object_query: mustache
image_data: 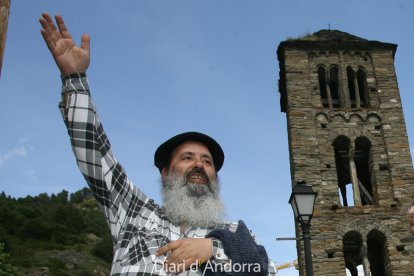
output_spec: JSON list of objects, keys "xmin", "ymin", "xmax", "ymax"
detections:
[{"xmin": 185, "ymin": 167, "xmax": 210, "ymax": 183}]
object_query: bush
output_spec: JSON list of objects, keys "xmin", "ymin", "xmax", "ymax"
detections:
[
  {"xmin": 0, "ymin": 243, "xmax": 21, "ymax": 275},
  {"xmin": 22, "ymin": 218, "xmax": 52, "ymax": 240},
  {"xmin": 92, "ymin": 233, "xmax": 113, "ymax": 263},
  {"xmin": 1, "ymin": 188, "xmax": 112, "ymax": 274},
  {"xmin": 48, "ymin": 258, "xmax": 69, "ymax": 275}
]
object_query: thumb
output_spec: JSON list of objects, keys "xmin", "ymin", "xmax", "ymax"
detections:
[{"xmin": 81, "ymin": 33, "xmax": 90, "ymax": 53}]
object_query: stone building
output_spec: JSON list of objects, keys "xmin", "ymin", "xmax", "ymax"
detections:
[{"xmin": 277, "ymin": 30, "xmax": 414, "ymax": 275}]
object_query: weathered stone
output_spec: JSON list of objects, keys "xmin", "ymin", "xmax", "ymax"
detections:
[{"xmin": 277, "ymin": 30, "xmax": 414, "ymax": 275}]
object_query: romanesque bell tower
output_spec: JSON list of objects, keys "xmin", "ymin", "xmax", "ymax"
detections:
[{"xmin": 277, "ymin": 30, "xmax": 414, "ymax": 275}]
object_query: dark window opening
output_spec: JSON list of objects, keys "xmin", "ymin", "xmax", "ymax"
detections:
[
  {"xmin": 333, "ymin": 136, "xmax": 376, "ymax": 207},
  {"xmin": 355, "ymin": 137, "xmax": 374, "ymax": 205},
  {"xmin": 343, "ymin": 231, "xmax": 364, "ymax": 276},
  {"xmin": 347, "ymin": 66, "xmax": 356, "ymax": 108},
  {"xmin": 318, "ymin": 67, "xmax": 329, "ymax": 108},
  {"xmin": 329, "ymin": 67, "xmax": 340, "ymax": 108},
  {"xmin": 357, "ymin": 69, "xmax": 368, "ymax": 107},
  {"xmin": 367, "ymin": 230, "xmax": 389, "ymax": 276},
  {"xmin": 333, "ymin": 136, "xmax": 351, "ymax": 206}
]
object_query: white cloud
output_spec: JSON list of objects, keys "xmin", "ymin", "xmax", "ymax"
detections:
[{"xmin": 0, "ymin": 146, "xmax": 28, "ymax": 167}]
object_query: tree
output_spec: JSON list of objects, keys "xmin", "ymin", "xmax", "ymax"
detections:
[
  {"xmin": 70, "ymin": 187, "xmax": 93, "ymax": 203},
  {"xmin": 55, "ymin": 190, "xmax": 69, "ymax": 204},
  {"xmin": 0, "ymin": 243, "xmax": 20, "ymax": 275}
]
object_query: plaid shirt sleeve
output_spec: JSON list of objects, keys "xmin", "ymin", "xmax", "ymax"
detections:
[{"xmin": 59, "ymin": 73, "xmax": 154, "ymax": 240}]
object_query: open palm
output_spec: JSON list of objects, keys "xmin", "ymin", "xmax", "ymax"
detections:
[{"xmin": 40, "ymin": 13, "xmax": 90, "ymax": 75}]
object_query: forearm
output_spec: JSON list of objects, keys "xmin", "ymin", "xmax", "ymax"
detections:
[
  {"xmin": 60, "ymin": 73, "xmax": 109, "ymax": 185},
  {"xmin": 59, "ymin": 73, "xmax": 151, "ymax": 237}
]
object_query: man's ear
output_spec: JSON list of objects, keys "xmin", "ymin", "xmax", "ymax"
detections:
[{"xmin": 161, "ymin": 167, "xmax": 168, "ymax": 179}]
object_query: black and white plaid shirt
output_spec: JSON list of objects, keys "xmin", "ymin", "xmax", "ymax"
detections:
[{"xmin": 59, "ymin": 73, "xmax": 277, "ymax": 276}]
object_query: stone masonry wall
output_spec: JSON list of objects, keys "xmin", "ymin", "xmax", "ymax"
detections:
[{"xmin": 279, "ymin": 41, "xmax": 414, "ymax": 275}]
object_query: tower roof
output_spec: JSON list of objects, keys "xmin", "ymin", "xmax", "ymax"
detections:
[
  {"xmin": 277, "ymin": 29, "xmax": 397, "ymax": 112},
  {"xmin": 277, "ymin": 29, "xmax": 397, "ymax": 54},
  {"xmin": 295, "ymin": 29, "xmax": 368, "ymax": 42}
]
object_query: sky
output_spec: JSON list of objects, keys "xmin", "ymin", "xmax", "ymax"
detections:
[{"xmin": 1, "ymin": 1, "xmax": 414, "ymax": 275}]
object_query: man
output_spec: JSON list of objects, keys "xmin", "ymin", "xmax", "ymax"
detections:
[
  {"xmin": 39, "ymin": 13, "xmax": 276, "ymax": 275},
  {"xmin": 409, "ymin": 202, "xmax": 414, "ymax": 235}
]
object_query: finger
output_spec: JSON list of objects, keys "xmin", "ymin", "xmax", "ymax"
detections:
[
  {"xmin": 42, "ymin": 13, "xmax": 58, "ymax": 33},
  {"xmin": 172, "ymin": 257, "xmax": 198, "ymax": 273},
  {"xmin": 40, "ymin": 29, "xmax": 56, "ymax": 51},
  {"xmin": 81, "ymin": 34, "xmax": 90, "ymax": 54},
  {"xmin": 165, "ymin": 254, "xmax": 192, "ymax": 273},
  {"xmin": 55, "ymin": 15, "xmax": 73, "ymax": 39},
  {"xmin": 39, "ymin": 16, "xmax": 53, "ymax": 34},
  {"xmin": 41, "ymin": 13, "xmax": 54, "ymax": 26},
  {"xmin": 165, "ymin": 247, "xmax": 186, "ymax": 265},
  {"xmin": 39, "ymin": 14, "xmax": 61, "ymax": 43},
  {"xmin": 156, "ymin": 240, "xmax": 181, "ymax": 256},
  {"xmin": 39, "ymin": 17, "xmax": 57, "ymax": 51},
  {"xmin": 156, "ymin": 242, "xmax": 172, "ymax": 256}
]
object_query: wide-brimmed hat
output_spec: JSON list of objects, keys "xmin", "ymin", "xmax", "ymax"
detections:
[{"xmin": 154, "ymin": 132, "xmax": 224, "ymax": 173}]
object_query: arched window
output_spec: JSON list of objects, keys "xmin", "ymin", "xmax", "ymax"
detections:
[
  {"xmin": 355, "ymin": 137, "xmax": 374, "ymax": 205},
  {"xmin": 333, "ymin": 136, "xmax": 375, "ymax": 207},
  {"xmin": 343, "ymin": 231, "xmax": 364, "ymax": 276},
  {"xmin": 333, "ymin": 136, "xmax": 351, "ymax": 206},
  {"xmin": 357, "ymin": 69, "xmax": 368, "ymax": 107},
  {"xmin": 318, "ymin": 66, "xmax": 329, "ymax": 108},
  {"xmin": 367, "ymin": 230, "xmax": 389, "ymax": 276},
  {"xmin": 347, "ymin": 66, "xmax": 356, "ymax": 108},
  {"xmin": 329, "ymin": 66, "xmax": 340, "ymax": 108}
]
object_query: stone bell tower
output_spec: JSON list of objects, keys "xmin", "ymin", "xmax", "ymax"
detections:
[{"xmin": 277, "ymin": 30, "xmax": 414, "ymax": 275}]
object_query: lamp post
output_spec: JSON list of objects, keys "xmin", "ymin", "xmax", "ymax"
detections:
[{"xmin": 289, "ymin": 180, "xmax": 317, "ymax": 276}]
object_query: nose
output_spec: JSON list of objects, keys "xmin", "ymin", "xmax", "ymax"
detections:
[{"xmin": 193, "ymin": 158, "xmax": 205, "ymax": 169}]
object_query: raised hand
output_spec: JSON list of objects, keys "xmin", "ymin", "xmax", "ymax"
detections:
[{"xmin": 39, "ymin": 13, "xmax": 90, "ymax": 75}]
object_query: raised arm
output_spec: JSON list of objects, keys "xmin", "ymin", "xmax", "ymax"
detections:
[
  {"xmin": 39, "ymin": 13, "xmax": 90, "ymax": 75},
  {"xmin": 39, "ymin": 13, "xmax": 160, "ymax": 242}
]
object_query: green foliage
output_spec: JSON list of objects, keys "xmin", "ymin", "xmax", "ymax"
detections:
[
  {"xmin": 48, "ymin": 258, "xmax": 68, "ymax": 275},
  {"xmin": 22, "ymin": 217, "xmax": 52, "ymax": 240},
  {"xmin": 51, "ymin": 190, "xmax": 69, "ymax": 204},
  {"xmin": 0, "ymin": 188, "xmax": 112, "ymax": 274},
  {"xmin": 0, "ymin": 243, "xmax": 20, "ymax": 275},
  {"xmin": 92, "ymin": 231, "xmax": 113, "ymax": 263},
  {"xmin": 70, "ymin": 187, "xmax": 94, "ymax": 204}
]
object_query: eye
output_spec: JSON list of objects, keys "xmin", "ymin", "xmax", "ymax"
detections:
[
  {"xmin": 181, "ymin": 154, "xmax": 192, "ymax": 161},
  {"xmin": 203, "ymin": 159, "xmax": 212, "ymax": 165}
]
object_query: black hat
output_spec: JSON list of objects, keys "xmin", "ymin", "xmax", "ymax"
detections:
[{"xmin": 154, "ymin": 132, "xmax": 224, "ymax": 173}]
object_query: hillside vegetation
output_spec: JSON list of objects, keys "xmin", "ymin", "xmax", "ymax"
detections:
[{"xmin": 0, "ymin": 188, "xmax": 112, "ymax": 275}]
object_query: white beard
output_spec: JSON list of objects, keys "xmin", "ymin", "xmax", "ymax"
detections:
[{"xmin": 161, "ymin": 172, "xmax": 225, "ymax": 227}]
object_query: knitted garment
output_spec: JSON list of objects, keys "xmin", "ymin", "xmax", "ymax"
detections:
[{"xmin": 205, "ymin": 220, "xmax": 269, "ymax": 276}]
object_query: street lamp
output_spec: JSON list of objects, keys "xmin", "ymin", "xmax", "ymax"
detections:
[{"xmin": 289, "ymin": 180, "xmax": 317, "ymax": 276}]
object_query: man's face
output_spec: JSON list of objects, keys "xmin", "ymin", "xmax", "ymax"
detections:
[
  {"xmin": 160, "ymin": 141, "xmax": 224, "ymax": 226},
  {"xmin": 409, "ymin": 205, "xmax": 414, "ymax": 235},
  {"xmin": 162, "ymin": 141, "xmax": 217, "ymax": 186}
]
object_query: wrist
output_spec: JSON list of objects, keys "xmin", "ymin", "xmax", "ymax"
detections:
[
  {"xmin": 61, "ymin": 72, "xmax": 87, "ymax": 80},
  {"xmin": 210, "ymin": 237, "xmax": 227, "ymax": 262}
]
